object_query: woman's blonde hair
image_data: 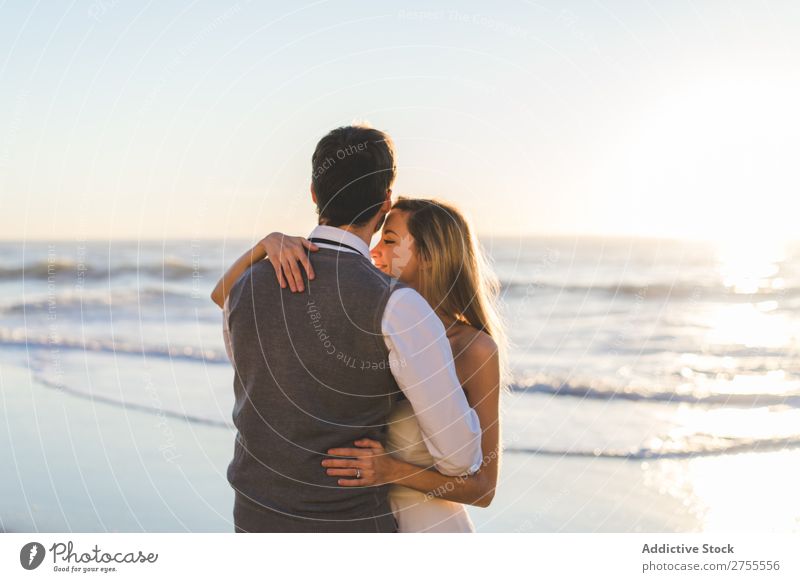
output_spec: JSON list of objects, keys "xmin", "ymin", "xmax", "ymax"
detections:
[{"xmin": 391, "ymin": 196, "xmax": 510, "ymax": 387}]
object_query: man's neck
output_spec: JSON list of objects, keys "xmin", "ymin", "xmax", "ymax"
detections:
[{"xmin": 318, "ymin": 222, "xmax": 375, "ymax": 248}]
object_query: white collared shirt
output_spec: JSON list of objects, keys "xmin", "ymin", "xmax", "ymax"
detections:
[
  {"xmin": 224, "ymin": 225, "xmax": 483, "ymax": 477},
  {"xmin": 309, "ymin": 225, "xmax": 482, "ymax": 476}
]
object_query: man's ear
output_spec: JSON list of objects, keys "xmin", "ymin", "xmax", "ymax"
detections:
[
  {"xmin": 310, "ymin": 183, "xmax": 317, "ymax": 204},
  {"xmin": 381, "ymin": 189, "xmax": 392, "ymax": 213}
]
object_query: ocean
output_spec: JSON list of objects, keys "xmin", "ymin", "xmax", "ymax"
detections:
[{"xmin": 1, "ymin": 235, "xmax": 799, "ymax": 531}]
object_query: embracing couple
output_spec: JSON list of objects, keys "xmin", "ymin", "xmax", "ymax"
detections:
[{"xmin": 211, "ymin": 125, "xmax": 506, "ymax": 532}]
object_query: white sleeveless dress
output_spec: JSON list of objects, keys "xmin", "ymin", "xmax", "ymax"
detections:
[{"xmin": 385, "ymin": 399, "xmax": 476, "ymax": 532}]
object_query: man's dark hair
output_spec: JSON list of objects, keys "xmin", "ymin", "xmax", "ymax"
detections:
[{"xmin": 311, "ymin": 125, "xmax": 396, "ymax": 227}]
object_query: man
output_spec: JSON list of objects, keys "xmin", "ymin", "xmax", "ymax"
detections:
[{"xmin": 223, "ymin": 125, "xmax": 482, "ymax": 532}]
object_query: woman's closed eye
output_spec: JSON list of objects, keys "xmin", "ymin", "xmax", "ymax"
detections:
[{"xmin": 383, "ymin": 238, "xmax": 396, "ymax": 245}]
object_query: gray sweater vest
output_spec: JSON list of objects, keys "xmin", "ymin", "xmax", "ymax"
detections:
[{"xmin": 226, "ymin": 248, "xmax": 406, "ymax": 532}]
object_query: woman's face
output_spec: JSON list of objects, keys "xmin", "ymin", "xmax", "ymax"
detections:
[{"xmin": 371, "ymin": 209, "xmax": 421, "ymax": 287}]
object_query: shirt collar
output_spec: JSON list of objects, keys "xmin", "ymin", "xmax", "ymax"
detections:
[{"xmin": 308, "ymin": 224, "xmax": 372, "ymax": 261}]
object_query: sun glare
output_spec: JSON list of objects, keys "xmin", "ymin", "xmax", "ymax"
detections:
[{"xmin": 619, "ymin": 75, "xmax": 800, "ymax": 243}]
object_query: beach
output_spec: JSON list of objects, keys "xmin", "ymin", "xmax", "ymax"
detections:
[
  {"xmin": 0, "ymin": 364, "xmax": 233, "ymax": 532},
  {"xmin": 1, "ymin": 237, "xmax": 799, "ymax": 532},
  {"xmin": 3, "ymin": 361, "xmax": 800, "ymax": 533}
]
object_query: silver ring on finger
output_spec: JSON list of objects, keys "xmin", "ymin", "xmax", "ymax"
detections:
[{"xmin": 355, "ymin": 468, "xmax": 361, "ymax": 479}]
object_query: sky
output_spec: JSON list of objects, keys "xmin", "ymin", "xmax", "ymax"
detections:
[{"xmin": 1, "ymin": 0, "xmax": 799, "ymax": 242}]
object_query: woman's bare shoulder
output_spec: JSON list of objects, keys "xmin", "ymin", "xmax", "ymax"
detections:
[
  {"xmin": 452, "ymin": 326, "xmax": 500, "ymax": 401},
  {"xmin": 453, "ymin": 325, "xmax": 498, "ymax": 366}
]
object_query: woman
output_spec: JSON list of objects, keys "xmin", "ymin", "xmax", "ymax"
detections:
[{"xmin": 212, "ymin": 197, "xmax": 507, "ymax": 532}]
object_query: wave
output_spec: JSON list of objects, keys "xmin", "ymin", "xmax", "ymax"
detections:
[
  {"xmin": 31, "ymin": 371, "xmax": 800, "ymax": 460},
  {"xmin": 0, "ymin": 259, "xmax": 209, "ymax": 281},
  {"xmin": 5, "ymin": 259, "xmax": 798, "ymax": 300},
  {"xmin": 0, "ymin": 328, "xmax": 229, "ymax": 364},
  {"xmin": 511, "ymin": 380, "xmax": 800, "ymax": 408},
  {"xmin": 500, "ymin": 280, "xmax": 799, "ymax": 300},
  {"xmin": 33, "ymin": 372, "xmax": 233, "ymax": 430},
  {"xmin": 6, "ymin": 329, "xmax": 797, "ymax": 407},
  {"xmin": 0, "ymin": 287, "xmax": 210, "ymax": 316},
  {"xmin": 505, "ymin": 434, "xmax": 800, "ymax": 459},
  {"xmin": 0, "ymin": 287, "xmax": 200, "ymax": 314}
]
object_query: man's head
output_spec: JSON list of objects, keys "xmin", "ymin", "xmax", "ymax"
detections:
[{"xmin": 311, "ymin": 125, "xmax": 396, "ymax": 231}]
